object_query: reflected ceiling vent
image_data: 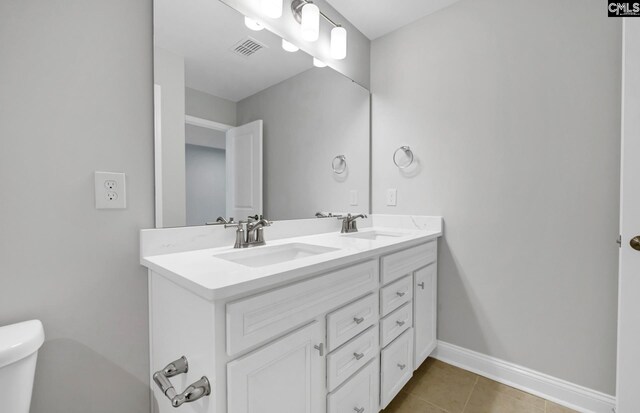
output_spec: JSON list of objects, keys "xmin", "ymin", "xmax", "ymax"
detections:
[{"xmin": 231, "ymin": 37, "xmax": 267, "ymax": 57}]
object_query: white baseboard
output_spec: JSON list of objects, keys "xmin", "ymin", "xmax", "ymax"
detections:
[{"xmin": 432, "ymin": 341, "xmax": 616, "ymax": 413}]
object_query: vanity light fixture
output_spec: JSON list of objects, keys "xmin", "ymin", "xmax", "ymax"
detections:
[
  {"xmin": 291, "ymin": 0, "xmax": 347, "ymax": 59},
  {"xmin": 300, "ymin": 2, "xmax": 320, "ymax": 41},
  {"xmin": 244, "ymin": 17, "xmax": 264, "ymax": 31},
  {"xmin": 313, "ymin": 57, "xmax": 327, "ymax": 68},
  {"xmin": 261, "ymin": 0, "xmax": 283, "ymax": 18},
  {"xmin": 330, "ymin": 26, "xmax": 347, "ymax": 60},
  {"xmin": 281, "ymin": 39, "xmax": 299, "ymax": 52}
]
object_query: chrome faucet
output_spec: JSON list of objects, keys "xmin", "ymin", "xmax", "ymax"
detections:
[
  {"xmin": 225, "ymin": 215, "xmax": 273, "ymax": 248},
  {"xmin": 339, "ymin": 213, "xmax": 367, "ymax": 233}
]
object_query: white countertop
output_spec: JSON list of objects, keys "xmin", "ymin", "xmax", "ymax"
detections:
[{"xmin": 141, "ymin": 222, "xmax": 442, "ymax": 300}]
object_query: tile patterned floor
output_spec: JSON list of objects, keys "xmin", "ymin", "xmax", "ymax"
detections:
[{"xmin": 382, "ymin": 358, "xmax": 579, "ymax": 413}]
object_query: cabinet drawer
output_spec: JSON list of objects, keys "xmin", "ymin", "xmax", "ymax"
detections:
[
  {"xmin": 381, "ymin": 241, "xmax": 437, "ymax": 285},
  {"xmin": 380, "ymin": 302, "xmax": 413, "ymax": 348},
  {"xmin": 380, "ymin": 275, "xmax": 413, "ymax": 317},
  {"xmin": 327, "ymin": 325, "xmax": 379, "ymax": 392},
  {"xmin": 327, "ymin": 293, "xmax": 378, "ymax": 352},
  {"xmin": 227, "ymin": 260, "xmax": 379, "ymax": 355},
  {"xmin": 327, "ymin": 359, "xmax": 379, "ymax": 413},
  {"xmin": 380, "ymin": 328, "xmax": 414, "ymax": 409}
]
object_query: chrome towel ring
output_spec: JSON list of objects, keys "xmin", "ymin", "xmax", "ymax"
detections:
[
  {"xmin": 332, "ymin": 155, "xmax": 347, "ymax": 174},
  {"xmin": 393, "ymin": 146, "xmax": 414, "ymax": 169}
]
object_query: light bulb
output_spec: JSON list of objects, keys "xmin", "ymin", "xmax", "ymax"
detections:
[
  {"xmin": 260, "ymin": 0, "xmax": 283, "ymax": 18},
  {"xmin": 301, "ymin": 3, "xmax": 320, "ymax": 42},
  {"xmin": 282, "ymin": 39, "xmax": 299, "ymax": 52},
  {"xmin": 331, "ymin": 26, "xmax": 347, "ymax": 60},
  {"xmin": 244, "ymin": 17, "xmax": 264, "ymax": 31},
  {"xmin": 313, "ymin": 58, "xmax": 327, "ymax": 68}
]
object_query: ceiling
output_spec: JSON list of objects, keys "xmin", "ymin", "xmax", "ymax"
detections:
[
  {"xmin": 154, "ymin": 0, "xmax": 313, "ymax": 102},
  {"xmin": 325, "ymin": 0, "xmax": 462, "ymax": 40}
]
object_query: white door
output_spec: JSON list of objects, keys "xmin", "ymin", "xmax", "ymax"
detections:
[
  {"xmin": 226, "ymin": 120, "xmax": 263, "ymax": 221},
  {"xmin": 227, "ymin": 321, "xmax": 325, "ymax": 413},
  {"xmin": 413, "ymin": 264, "xmax": 437, "ymax": 369},
  {"xmin": 617, "ymin": 19, "xmax": 640, "ymax": 413}
]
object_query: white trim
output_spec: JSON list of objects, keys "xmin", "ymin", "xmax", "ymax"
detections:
[
  {"xmin": 432, "ymin": 341, "xmax": 616, "ymax": 413},
  {"xmin": 185, "ymin": 115, "xmax": 233, "ymax": 132},
  {"xmin": 153, "ymin": 84, "xmax": 163, "ymax": 229}
]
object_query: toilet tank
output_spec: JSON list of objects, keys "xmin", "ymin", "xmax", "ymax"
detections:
[{"xmin": 0, "ymin": 320, "xmax": 45, "ymax": 413}]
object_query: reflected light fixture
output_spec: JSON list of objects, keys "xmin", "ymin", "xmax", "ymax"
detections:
[
  {"xmin": 282, "ymin": 39, "xmax": 299, "ymax": 52},
  {"xmin": 261, "ymin": 0, "xmax": 283, "ymax": 18},
  {"xmin": 313, "ymin": 57, "xmax": 327, "ymax": 68},
  {"xmin": 330, "ymin": 26, "xmax": 347, "ymax": 60},
  {"xmin": 244, "ymin": 17, "xmax": 264, "ymax": 31},
  {"xmin": 301, "ymin": 3, "xmax": 320, "ymax": 41}
]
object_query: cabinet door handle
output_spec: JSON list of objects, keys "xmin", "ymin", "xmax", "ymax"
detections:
[
  {"xmin": 353, "ymin": 316, "xmax": 365, "ymax": 324},
  {"xmin": 354, "ymin": 408, "xmax": 365, "ymax": 413},
  {"xmin": 314, "ymin": 343, "xmax": 324, "ymax": 357},
  {"xmin": 396, "ymin": 291, "xmax": 406, "ymax": 297},
  {"xmin": 417, "ymin": 282, "xmax": 425, "ymax": 289},
  {"xmin": 397, "ymin": 363, "xmax": 406, "ymax": 370},
  {"xmin": 396, "ymin": 320, "xmax": 406, "ymax": 327},
  {"xmin": 353, "ymin": 352, "xmax": 365, "ymax": 360}
]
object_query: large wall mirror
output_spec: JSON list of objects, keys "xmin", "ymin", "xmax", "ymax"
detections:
[{"xmin": 153, "ymin": 0, "xmax": 371, "ymax": 228}]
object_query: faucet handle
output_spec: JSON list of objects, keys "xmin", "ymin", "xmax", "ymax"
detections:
[{"xmin": 224, "ymin": 220, "xmax": 245, "ymax": 229}]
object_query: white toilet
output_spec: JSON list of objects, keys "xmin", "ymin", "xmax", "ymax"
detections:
[{"xmin": 0, "ymin": 320, "xmax": 45, "ymax": 413}]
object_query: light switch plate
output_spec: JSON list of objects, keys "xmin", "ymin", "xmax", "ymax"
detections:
[
  {"xmin": 349, "ymin": 190, "xmax": 358, "ymax": 206},
  {"xmin": 386, "ymin": 188, "xmax": 397, "ymax": 206},
  {"xmin": 95, "ymin": 171, "xmax": 126, "ymax": 209}
]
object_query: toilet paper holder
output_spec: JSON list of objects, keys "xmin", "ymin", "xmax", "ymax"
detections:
[{"xmin": 153, "ymin": 356, "xmax": 211, "ymax": 408}]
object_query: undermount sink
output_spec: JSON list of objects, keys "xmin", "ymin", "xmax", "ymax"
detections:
[
  {"xmin": 342, "ymin": 230, "xmax": 406, "ymax": 241},
  {"xmin": 215, "ymin": 243, "xmax": 339, "ymax": 268}
]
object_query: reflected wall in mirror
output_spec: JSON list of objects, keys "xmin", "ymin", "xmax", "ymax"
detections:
[{"xmin": 153, "ymin": 0, "xmax": 371, "ymax": 228}]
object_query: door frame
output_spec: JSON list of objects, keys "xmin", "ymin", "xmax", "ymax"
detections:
[{"xmin": 152, "ymin": 110, "xmax": 234, "ymax": 228}]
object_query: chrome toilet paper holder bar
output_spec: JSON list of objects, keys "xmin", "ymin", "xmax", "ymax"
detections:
[{"xmin": 153, "ymin": 356, "xmax": 211, "ymax": 408}]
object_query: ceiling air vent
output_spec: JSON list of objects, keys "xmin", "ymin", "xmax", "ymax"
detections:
[{"xmin": 231, "ymin": 37, "xmax": 267, "ymax": 58}]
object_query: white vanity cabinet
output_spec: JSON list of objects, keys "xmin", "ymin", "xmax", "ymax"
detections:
[{"xmin": 147, "ymin": 238, "xmax": 439, "ymax": 413}]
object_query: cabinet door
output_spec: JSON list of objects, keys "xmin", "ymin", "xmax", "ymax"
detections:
[
  {"xmin": 414, "ymin": 263, "xmax": 437, "ymax": 369},
  {"xmin": 227, "ymin": 321, "xmax": 325, "ymax": 413},
  {"xmin": 381, "ymin": 329, "xmax": 413, "ymax": 408}
]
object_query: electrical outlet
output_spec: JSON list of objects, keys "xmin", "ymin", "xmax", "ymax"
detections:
[
  {"xmin": 95, "ymin": 171, "xmax": 126, "ymax": 209},
  {"xmin": 349, "ymin": 190, "xmax": 358, "ymax": 206},
  {"xmin": 386, "ymin": 188, "xmax": 397, "ymax": 206}
]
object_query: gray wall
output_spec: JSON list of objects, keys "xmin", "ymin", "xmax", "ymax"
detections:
[
  {"xmin": 237, "ymin": 68, "xmax": 370, "ymax": 220},
  {"xmin": 185, "ymin": 144, "xmax": 226, "ymax": 226},
  {"xmin": 186, "ymin": 87, "xmax": 237, "ymax": 126},
  {"xmin": 371, "ymin": 0, "xmax": 621, "ymax": 394},
  {"xmin": 155, "ymin": 47, "xmax": 186, "ymax": 227},
  {"xmin": 0, "ymin": 1, "xmax": 153, "ymax": 413}
]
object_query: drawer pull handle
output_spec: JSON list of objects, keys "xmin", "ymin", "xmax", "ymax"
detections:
[
  {"xmin": 417, "ymin": 282, "xmax": 425, "ymax": 289},
  {"xmin": 354, "ymin": 408, "xmax": 365, "ymax": 413},
  {"xmin": 353, "ymin": 316, "xmax": 365, "ymax": 324},
  {"xmin": 353, "ymin": 352, "xmax": 365, "ymax": 360},
  {"xmin": 397, "ymin": 363, "xmax": 407, "ymax": 370},
  {"xmin": 396, "ymin": 291, "xmax": 406, "ymax": 297},
  {"xmin": 396, "ymin": 320, "xmax": 406, "ymax": 327},
  {"xmin": 314, "ymin": 343, "xmax": 324, "ymax": 357}
]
